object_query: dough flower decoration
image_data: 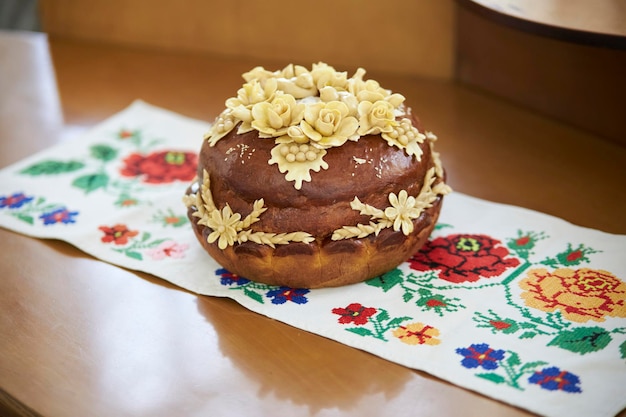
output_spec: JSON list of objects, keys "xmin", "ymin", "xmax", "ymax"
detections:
[
  {"xmin": 331, "ymin": 167, "xmax": 451, "ymax": 241},
  {"xmin": 205, "ymin": 109, "xmax": 238, "ymax": 146},
  {"xmin": 251, "ymin": 91, "xmax": 305, "ymax": 138},
  {"xmin": 385, "ymin": 190, "xmax": 422, "ymax": 235},
  {"xmin": 319, "ymin": 86, "xmax": 359, "ymax": 117},
  {"xmin": 310, "ymin": 61, "xmax": 349, "ymax": 91},
  {"xmin": 382, "ymin": 118, "xmax": 426, "ymax": 161},
  {"xmin": 300, "ymin": 101, "xmax": 359, "ymax": 148},
  {"xmin": 275, "ymin": 63, "xmax": 317, "ymax": 99},
  {"xmin": 203, "ymin": 206, "xmax": 241, "ymax": 250},
  {"xmin": 226, "ymin": 78, "xmax": 278, "ymax": 134},
  {"xmin": 227, "ymin": 79, "xmax": 278, "ymax": 111},
  {"xmin": 348, "ymin": 71, "xmax": 405, "ymax": 108},
  {"xmin": 203, "ymin": 62, "xmax": 448, "ymax": 192},
  {"xmin": 186, "ymin": 171, "xmax": 315, "ymax": 248},
  {"xmin": 242, "ymin": 66, "xmax": 279, "ymax": 84},
  {"xmin": 268, "ymin": 142, "xmax": 328, "ymax": 190},
  {"xmin": 357, "ymin": 99, "xmax": 397, "ymax": 136}
]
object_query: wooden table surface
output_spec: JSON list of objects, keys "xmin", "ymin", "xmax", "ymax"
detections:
[{"xmin": 1, "ymin": 31, "xmax": 625, "ymax": 417}]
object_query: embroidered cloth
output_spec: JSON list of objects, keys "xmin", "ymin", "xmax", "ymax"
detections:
[{"xmin": 1, "ymin": 102, "xmax": 625, "ymax": 417}]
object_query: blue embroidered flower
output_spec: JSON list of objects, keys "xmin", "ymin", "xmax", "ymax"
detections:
[
  {"xmin": 216, "ymin": 268, "xmax": 250, "ymax": 286},
  {"xmin": 456, "ymin": 343, "xmax": 505, "ymax": 370},
  {"xmin": 0, "ymin": 192, "xmax": 34, "ymax": 209},
  {"xmin": 528, "ymin": 367, "xmax": 582, "ymax": 393},
  {"xmin": 266, "ymin": 287, "xmax": 310, "ymax": 305},
  {"xmin": 39, "ymin": 208, "xmax": 79, "ymax": 225}
]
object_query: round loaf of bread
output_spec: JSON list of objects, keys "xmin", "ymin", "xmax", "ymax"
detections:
[{"xmin": 184, "ymin": 63, "xmax": 451, "ymax": 288}]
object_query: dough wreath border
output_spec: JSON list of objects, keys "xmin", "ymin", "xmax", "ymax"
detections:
[{"xmin": 183, "ymin": 167, "xmax": 451, "ymax": 250}]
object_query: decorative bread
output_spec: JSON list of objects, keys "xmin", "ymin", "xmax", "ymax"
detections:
[{"xmin": 184, "ymin": 63, "xmax": 451, "ymax": 288}]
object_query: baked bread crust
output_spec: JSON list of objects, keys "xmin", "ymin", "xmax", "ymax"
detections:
[
  {"xmin": 185, "ymin": 116, "xmax": 445, "ymax": 288},
  {"xmin": 184, "ymin": 63, "xmax": 450, "ymax": 288},
  {"xmin": 187, "ymin": 189, "xmax": 442, "ymax": 288}
]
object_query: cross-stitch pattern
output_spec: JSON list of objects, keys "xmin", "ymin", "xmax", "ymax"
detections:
[{"xmin": 1, "ymin": 102, "xmax": 624, "ymax": 417}]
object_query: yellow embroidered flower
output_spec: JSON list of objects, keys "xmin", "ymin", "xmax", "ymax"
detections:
[
  {"xmin": 384, "ymin": 190, "xmax": 421, "ymax": 235},
  {"xmin": 519, "ymin": 268, "xmax": 626, "ymax": 323},
  {"xmin": 393, "ymin": 322, "xmax": 441, "ymax": 346},
  {"xmin": 204, "ymin": 205, "xmax": 242, "ymax": 250},
  {"xmin": 268, "ymin": 142, "xmax": 328, "ymax": 190},
  {"xmin": 251, "ymin": 91, "xmax": 305, "ymax": 138},
  {"xmin": 300, "ymin": 101, "xmax": 359, "ymax": 148},
  {"xmin": 357, "ymin": 100, "xmax": 397, "ymax": 136},
  {"xmin": 382, "ymin": 118, "xmax": 426, "ymax": 160},
  {"xmin": 310, "ymin": 62, "xmax": 349, "ymax": 91}
]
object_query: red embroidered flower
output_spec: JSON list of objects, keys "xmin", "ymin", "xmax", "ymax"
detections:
[
  {"xmin": 117, "ymin": 129, "xmax": 136, "ymax": 139},
  {"xmin": 566, "ymin": 250, "xmax": 583, "ymax": 263},
  {"xmin": 99, "ymin": 224, "xmax": 139, "ymax": 245},
  {"xmin": 120, "ymin": 150, "xmax": 197, "ymax": 184},
  {"xmin": 409, "ymin": 234, "xmax": 520, "ymax": 283},
  {"xmin": 332, "ymin": 303, "xmax": 377, "ymax": 325}
]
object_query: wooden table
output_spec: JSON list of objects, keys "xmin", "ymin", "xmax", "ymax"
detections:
[{"xmin": 1, "ymin": 31, "xmax": 625, "ymax": 417}]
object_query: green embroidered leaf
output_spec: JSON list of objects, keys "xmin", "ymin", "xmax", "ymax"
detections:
[
  {"xmin": 243, "ymin": 288, "xmax": 264, "ymax": 304},
  {"xmin": 476, "ymin": 373, "xmax": 506, "ymax": 384},
  {"xmin": 20, "ymin": 160, "xmax": 85, "ymax": 176},
  {"xmin": 148, "ymin": 239, "xmax": 167, "ymax": 247},
  {"xmin": 387, "ymin": 316, "xmax": 412, "ymax": 328},
  {"xmin": 141, "ymin": 232, "xmax": 152, "ymax": 242},
  {"xmin": 90, "ymin": 144, "xmax": 118, "ymax": 161},
  {"xmin": 548, "ymin": 327, "xmax": 612, "ymax": 355},
  {"xmin": 402, "ymin": 292, "xmax": 414, "ymax": 302},
  {"xmin": 376, "ymin": 309, "xmax": 390, "ymax": 322},
  {"xmin": 539, "ymin": 257, "xmax": 560, "ymax": 268},
  {"xmin": 72, "ymin": 173, "xmax": 109, "ymax": 193},
  {"xmin": 125, "ymin": 251, "xmax": 142, "ymax": 260},
  {"xmin": 366, "ymin": 268, "xmax": 403, "ymax": 292},
  {"xmin": 519, "ymin": 361, "xmax": 548, "ymax": 373},
  {"xmin": 346, "ymin": 327, "xmax": 375, "ymax": 337},
  {"xmin": 619, "ymin": 340, "xmax": 626, "ymax": 360},
  {"xmin": 506, "ymin": 351, "xmax": 521, "ymax": 367},
  {"xmin": 15, "ymin": 213, "xmax": 34, "ymax": 224},
  {"xmin": 519, "ymin": 331, "xmax": 538, "ymax": 339}
]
